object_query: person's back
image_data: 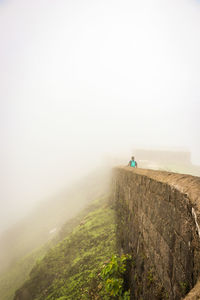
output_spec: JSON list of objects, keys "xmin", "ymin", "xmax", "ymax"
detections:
[
  {"xmin": 128, "ymin": 156, "xmax": 137, "ymax": 168},
  {"xmin": 130, "ymin": 159, "xmax": 136, "ymax": 167}
]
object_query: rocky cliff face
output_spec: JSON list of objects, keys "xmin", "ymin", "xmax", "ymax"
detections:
[{"xmin": 112, "ymin": 167, "xmax": 200, "ymax": 300}]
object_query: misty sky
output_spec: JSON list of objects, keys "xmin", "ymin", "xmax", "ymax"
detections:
[{"xmin": 0, "ymin": 0, "xmax": 200, "ymax": 233}]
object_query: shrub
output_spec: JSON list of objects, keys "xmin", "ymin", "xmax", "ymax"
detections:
[{"xmin": 101, "ymin": 254, "xmax": 131, "ymax": 299}]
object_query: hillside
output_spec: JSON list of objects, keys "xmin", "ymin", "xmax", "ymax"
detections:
[
  {"xmin": 0, "ymin": 168, "xmax": 111, "ymax": 300},
  {"xmin": 0, "ymin": 196, "xmax": 113, "ymax": 300},
  {"xmin": 13, "ymin": 196, "xmax": 119, "ymax": 300},
  {"xmin": 0, "ymin": 168, "xmax": 110, "ymax": 274}
]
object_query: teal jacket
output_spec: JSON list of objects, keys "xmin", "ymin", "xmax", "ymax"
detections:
[{"xmin": 130, "ymin": 160, "xmax": 136, "ymax": 167}]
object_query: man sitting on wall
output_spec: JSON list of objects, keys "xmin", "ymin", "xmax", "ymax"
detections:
[{"xmin": 128, "ymin": 156, "xmax": 138, "ymax": 168}]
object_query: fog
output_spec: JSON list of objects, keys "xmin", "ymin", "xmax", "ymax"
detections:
[{"xmin": 0, "ymin": 0, "xmax": 200, "ymax": 233}]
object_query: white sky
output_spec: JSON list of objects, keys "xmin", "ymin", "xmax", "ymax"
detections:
[{"xmin": 0, "ymin": 0, "xmax": 200, "ymax": 232}]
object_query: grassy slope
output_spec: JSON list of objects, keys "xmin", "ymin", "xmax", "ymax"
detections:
[
  {"xmin": 0, "ymin": 168, "xmax": 110, "ymax": 275},
  {"xmin": 13, "ymin": 197, "xmax": 116, "ymax": 300},
  {"xmin": 0, "ymin": 196, "xmax": 114, "ymax": 300}
]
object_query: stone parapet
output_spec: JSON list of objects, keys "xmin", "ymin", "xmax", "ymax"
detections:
[{"xmin": 112, "ymin": 167, "xmax": 200, "ymax": 300}]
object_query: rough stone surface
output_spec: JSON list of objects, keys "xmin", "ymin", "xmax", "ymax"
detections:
[{"xmin": 112, "ymin": 167, "xmax": 200, "ymax": 300}]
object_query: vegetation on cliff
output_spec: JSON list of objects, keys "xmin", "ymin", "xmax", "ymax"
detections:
[
  {"xmin": 14, "ymin": 196, "xmax": 127, "ymax": 299},
  {"xmin": 0, "ymin": 170, "xmax": 110, "ymax": 300},
  {"xmin": 0, "ymin": 196, "xmax": 113, "ymax": 300}
]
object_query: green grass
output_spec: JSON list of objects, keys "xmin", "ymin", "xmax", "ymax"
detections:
[{"xmin": 14, "ymin": 197, "xmax": 117, "ymax": 300}]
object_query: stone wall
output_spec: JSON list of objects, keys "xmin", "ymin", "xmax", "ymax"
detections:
[{"xmin": 112, "ymin": 167, "xmax": 200, "ymax": 300}]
